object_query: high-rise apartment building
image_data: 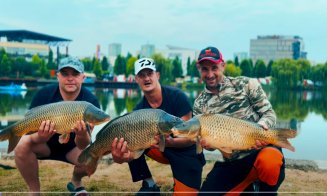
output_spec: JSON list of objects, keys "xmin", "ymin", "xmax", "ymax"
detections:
[
  {"xmin": 108, "ymin": 43, "xmax": 122, "ymax": 66},
  {"xmin": 250, "ymin": 35, "xmax": 307, "ymax": 64},
  {"xmin": 140, "ymin": 44, "xmax": 155, "ymax": 58},
  {"xmin": 108, "ymin": 43, "xmax": 122, "ymax": 57}
]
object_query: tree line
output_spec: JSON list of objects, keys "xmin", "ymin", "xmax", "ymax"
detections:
[{"xmin": 1, "ymin": 48, "xmax": 327, "ymax": 89}]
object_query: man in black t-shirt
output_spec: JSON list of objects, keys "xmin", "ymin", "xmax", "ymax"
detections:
[
  {"xmin": 111, "ymin": 58, "xmax": 206, "ymax": 195},
  {"xmin": 14, "ymin": 57, "xmax": 99, "ymax": 195}
]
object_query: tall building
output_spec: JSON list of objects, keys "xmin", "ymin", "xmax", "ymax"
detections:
[
  {"xmin": 250, "ymin": 35, "xmax": 307, "ymax": 64},
  {"xmin": 108, "ymin": 43, "xmax": 122, "ymax": 66},
  {"xmin": 96, "ymin": 44, "xmax": 101, "ymax": 60},
  {"xmin": 108, "ymin": 43, "xmax": 121, "ymax": 57},
  {"xmin": 233, "ymin": 52, "xmax": 248, "ymax": 63},
  {"xmin": 140, "ymin": 44, "xmax": 155, "ymax": 58},
  {"xmin": 161, "ymin": 45, "xmax": 198, "ymax": 76}
]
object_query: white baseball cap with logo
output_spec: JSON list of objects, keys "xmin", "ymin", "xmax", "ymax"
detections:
[{"xmin": 134, "ymin": 58, "xmax": 156, "ymax": 75}]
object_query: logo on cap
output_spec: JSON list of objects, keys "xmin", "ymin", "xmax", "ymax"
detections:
[
  {"xmin": 197, "ymin": 46, "xmax": 224, "ymax": 64},
  {"xmin": 134, "ymin": 58, "xmax": 156, "ymax": 75}
]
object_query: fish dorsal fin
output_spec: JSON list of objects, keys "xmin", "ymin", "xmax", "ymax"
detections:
[{"xmin": 131, "ymin": 150, "xmax": 145, "ymax": 160}]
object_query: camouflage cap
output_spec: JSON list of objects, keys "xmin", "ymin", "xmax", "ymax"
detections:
[{"xmin": 58, "ymin": 56, "xmax": 84, "ymax": 73}]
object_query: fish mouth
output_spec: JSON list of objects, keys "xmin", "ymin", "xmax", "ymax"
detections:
[{"xmin": 171, "ymin": 127, "xmax": 187, "ymax": 138}]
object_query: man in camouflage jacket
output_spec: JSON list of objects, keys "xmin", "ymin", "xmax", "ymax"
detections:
[{"xmin": 195, "ymin": 46, "xmax": 285, "ymax": 195}]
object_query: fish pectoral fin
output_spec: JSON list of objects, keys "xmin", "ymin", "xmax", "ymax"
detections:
[
  {"xmin": 158, "ymin": 134, "xmax": 166, "ymax": 152},
  {"xmin": 131, "ymin": 150, "xmax": 145, "ymax": 160},
  {"xmin": 218, "ymin": 147, "xmax": 233, "ymax": 154},
  {"xmin": 58, "ymin": 133, "xmax": 70, "ymax": 144}
]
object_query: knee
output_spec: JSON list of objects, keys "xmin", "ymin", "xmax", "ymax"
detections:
[
  {"xmin": 254, "ymin": 147, "xmax": 284, "ymax": 185},
  {"xmin": 14, "ymin": 136, "xmax": 32, "ymax": 157}
]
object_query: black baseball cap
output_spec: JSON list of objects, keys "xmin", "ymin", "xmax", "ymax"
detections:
[{"xmin": 197, "ymin": 46, "xmax": 224, "ymax": 64}]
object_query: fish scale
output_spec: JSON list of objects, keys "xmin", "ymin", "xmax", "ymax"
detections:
[
  {"xmin": 0, "ymin": 101, "xmax": 110, "ymax": 153},
  {"xmin": 78, "ymin": 108, "xmax": 184, "ymax": 176},
  {"xmin": 172, "ymin": 113, "xmax": 297, "ymax": 155}
]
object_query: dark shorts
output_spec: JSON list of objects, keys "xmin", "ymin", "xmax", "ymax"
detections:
[
  {"xmin": 37, "ymin": 133, "xmax": 76, "ymax": 163},
  {"xmin": 129, "ymin": 144, "xmax": 206, "ymax": 189}
]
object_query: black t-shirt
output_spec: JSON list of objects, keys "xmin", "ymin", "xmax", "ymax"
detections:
[
  {"xmin": 29, "ymin": 83, "xmax": 100, "ymax": 161},
  {"xmin": 134, "ymin": 85, "xmax": 192, "ymax": 117},
  {"xmin": 30, "ymin": 84, "xmax": 99, "ymax": 109}
]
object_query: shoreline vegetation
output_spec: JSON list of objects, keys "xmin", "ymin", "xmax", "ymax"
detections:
[{"xmin": 1, "ymin": 155, "xmax": 326, "ymax": 194}]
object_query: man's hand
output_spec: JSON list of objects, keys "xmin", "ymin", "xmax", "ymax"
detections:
[
  {"xmin": 251, "ymin": 121, "xmax": 269, "ymax": 150},
  {"xmin": 73, "ymin": 120, "xmax": 93, "ymax": 138},
  {"xmin": 200, "ymin": 138, "xmax": 215, "ymax": 151},
  {"xmin": 150, "ymin": 134, "xmax": 194, "ymax": 149},
  {"xmin": 36, "ymin": 120, "xmax": 56, "ymax": 142},
  {"xmin": 111, "ymin": 138, "xmax": 133, "ymax": 164},
  {"xmin": 73, "ymin": 120, "xmax": 93, "ymax": 149}
]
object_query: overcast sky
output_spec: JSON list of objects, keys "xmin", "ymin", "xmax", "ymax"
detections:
[{"xmin": 1, "ymin": 0, "xmax": 326, "ymax": 63}]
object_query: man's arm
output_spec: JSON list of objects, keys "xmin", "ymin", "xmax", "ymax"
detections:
[{"xmin": 247, "ymin": 78, "xmax": 277, "ymax": 128}]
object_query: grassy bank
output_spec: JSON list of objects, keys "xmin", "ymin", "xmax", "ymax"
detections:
[{"xmin": 1, "ymin": 159, "xmax": 327, "ymax": 194}]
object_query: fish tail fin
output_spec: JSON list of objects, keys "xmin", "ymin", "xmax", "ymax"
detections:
[
  {"xmin": 0, "ymin": 125, "xmax": 21, "ymax": 153},
  {"xmin": 275, "ymin": 128, "xmax": 298, "ymax": 152},
  {"xmin": 78, "ymin": 147, "xmax": 99, "ymax": 176},
  {"xmin": 8, "ymin": 135, "xmax": 21, "ymax": 153},
  {"xmin": 0, "ymin": 125, "xmax": 14, "ymax": 141}
]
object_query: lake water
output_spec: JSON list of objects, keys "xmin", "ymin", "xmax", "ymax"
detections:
[{"xmin": 1, "ymin": 87, "xmax": 327, "ymax": 167}]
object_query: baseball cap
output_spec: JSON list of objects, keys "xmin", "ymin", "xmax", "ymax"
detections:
[
  {"xmin": 134, "ymin": 58, "xmax": 156, "ymax": 75},
  {"xmin": 57, "ymin": 56, "xmax": 84, "ymax": 73},
  {"xmin": 197, "ymin": 46, "xmax": 224, "ymax": 64}
]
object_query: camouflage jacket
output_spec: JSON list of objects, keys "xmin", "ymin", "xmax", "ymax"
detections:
[{"xmin": 193, "ymin": 76, "xmax": 276, "ymax": 161}]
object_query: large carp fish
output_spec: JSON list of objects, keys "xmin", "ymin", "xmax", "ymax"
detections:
[
  {"xmin": 78, "ymin": 108, "xmax": 184, "ymax": 176},
  {"xmin": 171, "ymin": 113, "xmax": 297, "ymax": 154},
  {"xmin": 0, "ymin": 101, "xmax": 110, "ymax": 153}
]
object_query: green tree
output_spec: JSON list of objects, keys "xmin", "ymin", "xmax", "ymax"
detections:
[
  {"xmin": 81, "ymin": 58, "xmax": 93, "ymax": 72},
  {"xmin": 172, "ymin": 56, "xmax": 183, "ymax": 79},
  {"xmin": 152, "ymin": 53, "xmax": 172, "ymax": 84},
  {"xmin": 186, "ymin": 57, "xmax": 192, "ymax": 76},
  {"xmin": 47, "ymin": 49, "xmax": 56, "ymax": 70},
  {"xmin": 266, "ymin": 60, "xmax": 274, "ymax": 76},
  {"xmin": 234, "ymin": 56, "xmax": 239, "ymax": 66},
  {"xmin": 253, "ymin": 59, "xmax": 266, "ymax": 78},
  {"xmin": 0, "ymin": 48, "xmax": 6, "ymax": 63},
  {"xmin": 271, "ymin": 59, "xmax": 300, "ymax": 89},
  {"xmin": 240, "ymin": 59, "xmax": 252, "ymax": 77},
  {"xmin": 0, "ymin": 54, "xmax": 11, "ymax": 77},
  {"xmin": 126, "ymin": 57, "xmax": 137, "ymax": 76},
  {"xmin": 114, "ymin": 55, "xmax": 126, "ymax": 75},
  {"xmin": 39, "ymin": 60, "xmax": 48, "ymax": 78},
  {"xmin": 101, "ymin": 56, "xmax": 110, "ymax": 71},
  {"xmin": 190, "ymin": 60, "xmax": 199, "ymax": 77},
  {"xmin": 12, "ymin": 57, "xmax": 27, "ymax": 78},
  {"xmin": 224, "ymin": 63, "xmax": 241, "ymax": 77},
  {"xmin": 296, "ymin": 59, "xmax": 311, "ymax": 81},
  {"xmin": 93, "ymin": 59, "xmax": 103, "ymax": 79}
]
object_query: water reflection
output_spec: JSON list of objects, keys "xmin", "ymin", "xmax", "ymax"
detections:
[{"xmin": 0, "ymin": 87, "xmax": 327, "ymax": 161}]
